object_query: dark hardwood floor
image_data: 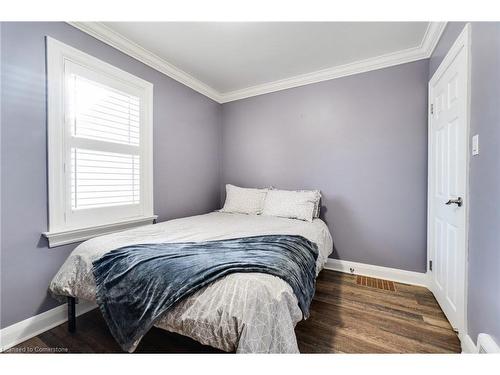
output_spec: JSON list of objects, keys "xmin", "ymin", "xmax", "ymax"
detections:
[{"xmin": 6, "ymin": 270, "xmax": 461, "ymax": 354}]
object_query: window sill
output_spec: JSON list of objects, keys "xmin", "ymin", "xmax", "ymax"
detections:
[{"xmin": 42, "ymin": 215, "xmax": 158, "ymax": 248}]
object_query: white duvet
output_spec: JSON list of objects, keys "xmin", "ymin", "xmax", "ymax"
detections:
[{"xmin": 49, "ymin": 212, "xmax": 333, "ymax": 353}]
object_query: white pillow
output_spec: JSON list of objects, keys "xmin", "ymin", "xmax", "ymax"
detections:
[
  {"xmin": 268, "ymin": 188, "xmax": 321, "ymax": 218},
  {"xmin": 302, "ymin": 189, "xmax": 321, "ymax": 218},
  {"xmin": 220, "ymin": 184, "xmax": 268, "ymax": 215},
  {"xmin": 262, "ymin": 189, "xmax": 319, "ymax": 222}
]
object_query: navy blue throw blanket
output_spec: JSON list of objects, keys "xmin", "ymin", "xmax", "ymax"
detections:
[{"xmin": 92, "ymin": 234, "xmax": 318, "ymax": 352}]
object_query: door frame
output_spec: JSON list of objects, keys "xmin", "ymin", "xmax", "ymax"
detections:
[{"xmin": 427, "ymin": 23, "xmax": 471, "ymax": 340}]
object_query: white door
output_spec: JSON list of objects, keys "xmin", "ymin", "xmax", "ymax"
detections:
[{"xmin": 428, "ymin": 25, "xmax": 470, "ymax": 333}]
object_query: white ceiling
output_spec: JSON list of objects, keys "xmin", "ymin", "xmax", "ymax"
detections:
[
  {"xmin": 102, "ymin": 22, "xmax": 429, "ymax": 94},
  {"xmin": 71, "ymin": 22, "xmax": 444, "ymax": 102}
]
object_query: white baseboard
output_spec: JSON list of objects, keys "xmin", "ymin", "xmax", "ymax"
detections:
[
  {"xmin": 324, "ymin": 258, "xmax": 429, "ymax": 287},
  {"xmin": 0, "ymin": 300, "xmax": 96, "ymax": 352},
  {"xmin": 460, "ymin": 333, "xmax": 477, "ymax": 353},
  {"xmin": 476, "ymin": 333, "xmax": 500, "ymax": 353}
]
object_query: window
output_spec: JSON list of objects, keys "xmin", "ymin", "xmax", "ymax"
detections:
[{"xmin": 44, "ymin": 37, "xmax": 155, "ymax": 247}]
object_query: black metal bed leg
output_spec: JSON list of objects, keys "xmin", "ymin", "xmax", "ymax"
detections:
[{"xmin": 67, "ymin": 296, "xmax": 76, "ymax": 333}]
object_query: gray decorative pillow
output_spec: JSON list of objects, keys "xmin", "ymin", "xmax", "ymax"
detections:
[{"xmin": 220, "ymin": 184, "xmax": 268, "ymax": 215}]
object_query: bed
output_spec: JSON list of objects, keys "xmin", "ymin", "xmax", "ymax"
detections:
[{"xmin": 49, "ymin": 211, "xmax": 333, "ymax": 353}]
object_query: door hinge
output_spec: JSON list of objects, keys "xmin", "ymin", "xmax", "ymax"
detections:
[
  {"xmin": 429, "ymin": 260, "xmax": 433, "ymax": 271},
  {"xmin": 430, "ymin": 103, "xmax": 434, "ymax": 115}
]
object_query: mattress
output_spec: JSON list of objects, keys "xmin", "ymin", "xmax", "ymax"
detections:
[{"xmin": 49, "ymin": 212, "xmax": 333, "ymax": 353}]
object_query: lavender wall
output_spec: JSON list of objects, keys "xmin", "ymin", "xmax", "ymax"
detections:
[
  {"xmin": 430, "ymin": 22, "xmax": 500, "ymax": 346},
  {"xmin": 467, "ymin": 23, "xmax": 500, "ymax": 347},
  {"xmin": 0, "ymin": 22, "xmax": 222, "ymax": 329},
  {"xmin": 221, "ymin": 60, "xmax": 429, "ymax": 272}
]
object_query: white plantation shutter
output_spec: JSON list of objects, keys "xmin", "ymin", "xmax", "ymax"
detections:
[
  {"xmin": 70, "ymin": 148, "xmax": 140, "ymax": 209},
  {"xmin": 45, "ymin": 38, "xmax": 154, "ymax": 246},
  {"xmin": 70, "ymin": 75, "xmax": 140, "ymax": 147},
  {"xmin": 69, "ymin": 75, "xmax": 141, "ymax": 210}
]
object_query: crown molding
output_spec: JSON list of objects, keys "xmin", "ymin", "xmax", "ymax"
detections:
[
  {"xmin": 420, "ymin": 21, "xmax": 447, "ymax": 57},
  {"xmin": 220, "ymin": 22, "xmax": 447, "ymax": 102},
  {"xmin": 67, "ymin": 22, "xmax": 446, "ymax": 104},
  {"xmin": 67, "ymin": 22, "xmax": 223, "ymax": 103}
]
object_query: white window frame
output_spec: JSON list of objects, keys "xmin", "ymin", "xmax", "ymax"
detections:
[{"xmin": 43, "ymin": 37, "xmax": 156, "ymax": 247}]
